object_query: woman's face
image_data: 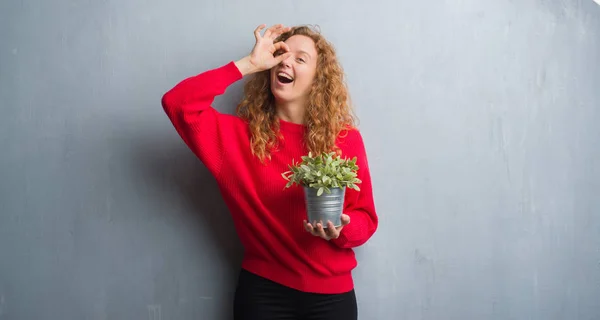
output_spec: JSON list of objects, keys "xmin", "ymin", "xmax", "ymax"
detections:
[{"xmin": 270, "ymin": 35, "xmax": 318, "ymax": 106}]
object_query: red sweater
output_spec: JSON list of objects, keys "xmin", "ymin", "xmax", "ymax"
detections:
[{"xmin": 161, "ymin": 61, "xmax": 378, "ymax": 294}]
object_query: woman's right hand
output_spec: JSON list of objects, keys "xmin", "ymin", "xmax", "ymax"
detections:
[{"xmin": 235, "ymin": 24, "xmax": 293, "ymax": 76}]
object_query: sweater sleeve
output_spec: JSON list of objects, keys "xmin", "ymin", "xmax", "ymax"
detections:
[
  {"xmin": 161, "ymin": 62, "xmax": 243, "ymax": 177},
  {"xmin": 331, "ymin": 130, "xmax": 379, "ymax": 249}
]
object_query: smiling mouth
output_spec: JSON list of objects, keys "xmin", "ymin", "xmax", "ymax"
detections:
[{"xmin": 277, "ymin": 72, "xmax": 294, "ymax": 84}]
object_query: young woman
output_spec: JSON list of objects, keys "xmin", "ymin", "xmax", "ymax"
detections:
[{"xmin": 162, "ymin": 24, "xmax": 378, "ymax": 320}]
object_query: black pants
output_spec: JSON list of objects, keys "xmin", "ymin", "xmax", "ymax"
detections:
[{"xmin": 233, "ymin": 269, "xmax": 358, "ymax": 320}]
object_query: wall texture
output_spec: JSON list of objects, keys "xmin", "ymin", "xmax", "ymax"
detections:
[{"xmin": 1, "ymin": 0, "xmax": 599, "ymax": 319}]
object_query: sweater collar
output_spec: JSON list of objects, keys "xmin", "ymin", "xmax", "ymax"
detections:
[{"xmin": 278, "ymin": 118, "xmax": 306, "ymax": 135}]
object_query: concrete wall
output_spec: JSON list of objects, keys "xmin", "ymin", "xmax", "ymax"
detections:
[{"xmin": 1, "ymin": 0, "xmax": 599, "ymax": 318}]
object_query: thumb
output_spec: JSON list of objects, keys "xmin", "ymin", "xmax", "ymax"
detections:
[
  {"xmin": 273, "ymin": 42, "xmax": 292, "ymax": 63},
  {"xmin": 341, "ymin": 214, "xmax": 351, "ymax": 226},
  {"xmin": 275, "ymin": 52, "xmax": 292, "ymax": 64},
  {"xmin": 273, "ymin": 41, "xmax": 290, "ymax": 53}
]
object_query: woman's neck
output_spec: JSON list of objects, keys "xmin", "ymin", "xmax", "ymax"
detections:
[{"xmin": 275, "ymin": 101, "xmax": 306, "ymax": 125}]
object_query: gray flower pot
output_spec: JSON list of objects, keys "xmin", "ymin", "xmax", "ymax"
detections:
[{"xmin": 303, "ymin": 186, "xmax": 346, "ymax": 228}]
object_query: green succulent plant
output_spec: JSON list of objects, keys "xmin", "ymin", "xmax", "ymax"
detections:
[{"xmin": 281, "ymin": 151, "xmax": 362, "ymax": 196}]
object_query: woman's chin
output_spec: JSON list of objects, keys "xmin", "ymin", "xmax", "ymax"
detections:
[{"xmin": 271, "ymin": 90, "xmax": 292, "ymax": 103}]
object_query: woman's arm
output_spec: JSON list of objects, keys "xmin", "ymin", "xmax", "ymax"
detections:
[
  {"xmin": 161, "ymin": 24, "xmax": 293, "ymax": 176},
  {"xmin": 331, "ymin": 130, "xmax": 379, "ymax": 248},
  {"xmin": 161, "ymin": 61, "xmax": 242, "ymax": 176}
]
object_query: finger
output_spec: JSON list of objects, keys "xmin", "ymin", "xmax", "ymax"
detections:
[
  {"xmin": 311, "ymin": 220, "xmax": 320, "ymax": 235},
  {"xmin": 275, "ymin": 52, "xmax": 293, "ymax": 64},
  {"xmin": 315, "ymin": 222, "xmax": 328, "ymax": 239},
  {"xmin": 340, "ymin": 214, "xmax": 351, "ymax": 226},
  {"xmin": 272, "ymin": 41, "xmax": 289, "ymax": 59},
  {"xmin": 263, "ymin": 24, "xmax": 283, "ymax": 39},
  {"xmin": 272, "ymin": 25, "xmax": 291, "ymax": 39},
  {"xmin": 273, "ymin": 41, "xmax": 290, "ymax": 53},
  {"xmin": 327, "ymin": 220, "xmax": 336, "ymax": 229},
  {"xmin": 304, "ymin": 220, "xmax": 314, "ymax": 233},
  {"xmin": 307, "ymin": 221, "xmax": 320, "ymax": 236},
  {"xmin": 326, "ymin": 221, "xmax": 340, "ymax": 239},
  {"xmin": 254, "ymin": 24, "xmax": 266, "ymax": 40}
]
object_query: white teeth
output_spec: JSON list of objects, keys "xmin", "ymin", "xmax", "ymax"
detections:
[{"xmin": 278, "ymin": 72, "xmax": 293, "ymax": 80}]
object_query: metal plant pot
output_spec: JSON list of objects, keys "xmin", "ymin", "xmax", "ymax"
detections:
[{"xmin": 303, "ymin": 186, "xmax": 346, "ymax": 228}]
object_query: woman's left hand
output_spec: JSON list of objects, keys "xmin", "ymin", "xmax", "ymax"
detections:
[{"xmin": 304, "ymin": 214, "xmax": 350, "ymax": 240}]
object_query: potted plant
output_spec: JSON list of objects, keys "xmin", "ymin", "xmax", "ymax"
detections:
[{"xmin": 281, "ymin": 151, "xmax": 362, "ymax": 228}]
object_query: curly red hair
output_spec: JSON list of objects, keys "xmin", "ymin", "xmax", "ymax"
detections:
[{"xmin": 236, "ymin": 25, "xmax": 356, "ymax": 162}]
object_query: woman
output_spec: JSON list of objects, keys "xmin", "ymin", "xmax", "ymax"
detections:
[{"xmin": 162, "ymin": 24, "xmax": 378, "ymax": 320}]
